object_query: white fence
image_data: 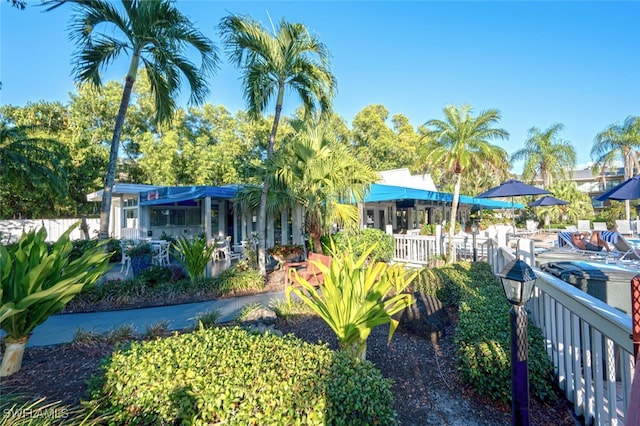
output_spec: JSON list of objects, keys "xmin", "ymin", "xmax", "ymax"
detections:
[
  {"xmin": 486, "ymin": 241, "xmax": 634, "ymax": 426},
  {"xmin": 0, "ymin": 218, "xmax": 100, "ymax": 243}
]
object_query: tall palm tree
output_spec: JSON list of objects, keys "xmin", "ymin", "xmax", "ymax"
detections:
[
  {"xmin": 510, "ymin": 123, "xmax": 576, "ymax": 189},
  {"xmin": 422, "ymin": 104, "xmax": 508, "ymax": 263},
  {"xmin": 219, "ymin": 15, "xmax": 336, "ymax": 275},
  {"xmin": 591, "ymin": 116, "xmax": 640, "ymax": 220},
  {"xmin": 269, "ymin": 119, "xmax": 378, "ymax": 253},
  {"xmin": 46, "ymin": 0, "xmax": 218, "ymax": 240}
]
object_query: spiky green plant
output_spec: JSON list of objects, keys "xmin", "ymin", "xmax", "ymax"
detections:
[
  {"xmin": 172, "ymin": 236, "xmax": 216, "ymax": 283},
  {"xmin": 286, "ymin": 242, "xmax": 416, "ymax": 360},
  {"xmin": 0, "ymin": 223, "xmax": 112, "ymax": 376}
]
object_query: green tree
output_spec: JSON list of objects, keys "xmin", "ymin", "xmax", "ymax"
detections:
[
  {"xmin": 268, "ymin": 118, "xmax": 378, "ymax": 253},
  {"xmin": 48, "ymin": 0, "xmax": 218, "ymax": 240},
  {"xmin": 0, "ymin": 118, "xmax": 69, "ymax": 218},
  {"xmin": 219, "ymin": 14, "xmax": 336, "ymax": 275},
  {"xmin": 422, "ymin": 104, "xmax": 508, "ymax": 263},
  {"xmin": 591, "ymin": 116, "xmax": 640, "ymax": 220},
  {"xmin": 511, "ymin": 123, "xmax": 576, "ymax": 189},
  {"xmin": 546, "ymin": 180, "xmax": 594, "ymax": 225}
]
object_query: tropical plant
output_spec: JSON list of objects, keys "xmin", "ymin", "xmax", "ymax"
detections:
[
  {"xmin": 286, "ymin": 242, "xmax": 416, "ymax": 360},
  {"xmin": 0, "ymin": 224, "xmax": 111, "ymax": 376},
  {"xmin": 591, "ymin": 116, "xmax": 640, "ymax": 220},
  {"xmin": 421, "ymin": 104, "xmax": 508, "ymax": 263},
  {"xmin": 510, "ymin": 123, "xmax": 577, "ymax": 189},
  {"xmin": 46, "ymin": 0, "xmax": 218, "ymax": 240},
  {"xmin": 266, "ymin": 244, "xmax": 303, "ymax": 258},
  {"xmin": 172, "ymin": 236, "xmax": 216, "ymax": 283},
  {"xmin": 0, "ymin": 120, "xmax": 69, "ymax": 218},
  {"xmin": 219, "ymin": 14, "xmax": 336, "ymax": 275},
  {"xmin": 266, "ymin": 118, "xmax": 378, "ymax": 252},
  {"xmin": 546, "ymin": 180, "xmax": 594, "ymax": 224}
]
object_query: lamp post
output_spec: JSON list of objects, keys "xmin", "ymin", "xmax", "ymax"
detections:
[
  {"xmin": 471, "ymin": 222, "xmax": 478, "ymax": 262},
  {"xmin": 496, "ymin": 249, "xmax": 537, "ymax": 426}
]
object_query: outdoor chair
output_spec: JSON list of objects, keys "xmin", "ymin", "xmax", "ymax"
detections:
[
  {"xmin": 601, "ymin": 231, "xmax": 640, "ymax": 261},
  {"xmin": 556, "ymin": 231, "xmax": 619, "ymax": 260},
  {"xmin": 593, "ymin": 222, "xmax": 608, "ymax": 231},
  {"xmin": 577, "ymin": 220, "xmax": 591, "ymax": 232},
  {"xmin": 525, "ymin": 219, "xmax": 539, "ymax": 235},
  {"xmin": 615, "ymin": 220, "xmax": 633, "ymax": 235},
  {"xmin": 119, "ymin": 240, "xmax": 133, "ymax": 277},
  {"xmin": 213, "ymin": 237, "xmax": 243, "ymax": 262}
]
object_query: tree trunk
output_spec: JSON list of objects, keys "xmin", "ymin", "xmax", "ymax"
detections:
[
  {"xmin": 0, "ymin": 336, "xmax": 29, "ymax": 377},
  {"xmin": 98, "ymin": 55, "xmax": 139, "ymax": 241},
  {"xmin": 448, "ymin": 173, "xmax": 462, "ymax": 263},
  {"xmin": 257, "ymin": 82, "xmax": 285, "ymax": 276},
  {"xmin": 346, "ymin": 340, "xmax": 367, "ymax": 361}
]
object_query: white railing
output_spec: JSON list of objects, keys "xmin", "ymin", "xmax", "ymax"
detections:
[
  {"xmin": 393, "ymin": 233, "xmax": 490, "ymax": 265},
  {"xmin": 0, "ymin": 218, "xmax": 100, "ymax": 243},
  {"xmin": 487, "ymin": 239, "xmax": 635, "ymax": 426}
]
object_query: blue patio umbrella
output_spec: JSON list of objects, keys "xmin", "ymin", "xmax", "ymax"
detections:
[
  {"xmin": 477, "ymin": 180, "xmax": 550, "ymax": 232},
  {"xmin": 597, "ymin": 175, "xmax": 640, "ymax": 201},
  {"xmin": 528, "ymin": 195, "xmax": 568, "ymax": 207}
]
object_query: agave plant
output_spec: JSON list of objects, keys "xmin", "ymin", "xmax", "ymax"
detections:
[
  {"xmin": 286, "ymin": 242, "xmax": 416, "ymax": 360},
  {"xmin": 0, "ymin": 224, "xmax": 112, "ymax": 376},
  {"xmin": 172, "ymin": 236, "xmax": 216, "ymax": 283}
]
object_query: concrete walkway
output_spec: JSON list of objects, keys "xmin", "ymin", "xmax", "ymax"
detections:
[{"xmin": 25, "ymin": 291, "xmax": 286, "ymax": 348}]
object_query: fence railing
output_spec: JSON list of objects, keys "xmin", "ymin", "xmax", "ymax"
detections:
[
  {"xmin": 486, "ymin": 240, "xmax": 634, "ymax": 426},
  {"xmin": 0, "ymin": 218, "xmax": 100, "ymax": 243},
  {"xmin": 393, "ymin": 233, "xmax": 490, "ymax": 264}
]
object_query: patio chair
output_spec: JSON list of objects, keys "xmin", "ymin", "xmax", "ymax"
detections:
[
  {"xmin": 602, "ymin": 231, "xmax": 640, "ymax": 261},
  {"xmin": 119, "ymin": 240, "xmax": 133, "ymax": 277},
  {"xmin": 616, "ymin": 220, "xmax": 633, "ymax": 236},
  {"xmin": 525, "ymin": 219, "xmax": 539, "ymax": 235},
  {"xmin": 214, "ymin": 237, "xmax": 243, "ymax": 262},
  {"xmin": 593, "ymin": 222, "xmax": 608, "ymax": 231},
  {"xmin": 565, "ymin": 225, "xmax": 578, "ymax": 232},
  {"xmin": 556, "ymin": 231, "xmax": 618, "ymax": 259},
  {"xmin": 577, "ymin": 220, "xmax": 591, "ymax": 232}
]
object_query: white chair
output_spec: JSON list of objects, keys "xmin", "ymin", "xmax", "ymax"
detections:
[
  {"xmin": 593, "ymin": 222, "xmax": 608, "ymax": 231},
  {"xmin": 577, "ymin": 220, "xmax": 591, "ymax": 232},
  {"xmin": 525, "ymin": 220, "xmax": 539, "ymax": 235},
  {"xmin": 615, "ymin": 219, "xmax": 633, "ymax": 235},
  {"xmin": 213, "ymin": 237, "xmax": 242, "ymax": 262},
  {"xmin": 119, "ymin": 240, "xmax": 133, "ymax": 277},
  {"xmin": 151, "ymin": 240, "xmax": 170, "ymax": 266}
]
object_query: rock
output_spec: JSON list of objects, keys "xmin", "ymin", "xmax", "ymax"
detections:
[{"xmin": 396, "ymin": 291, "xmax": 451, "ymax": 342}]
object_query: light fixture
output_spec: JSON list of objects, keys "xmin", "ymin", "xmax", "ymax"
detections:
[{"xmin": 496, "ymin": 247, "xmax": 537, "ymax": 426}]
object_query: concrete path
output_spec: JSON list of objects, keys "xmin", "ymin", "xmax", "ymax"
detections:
[{"xmin": 24, "ymin": 291, "xmax": 286, "ymax": 348}]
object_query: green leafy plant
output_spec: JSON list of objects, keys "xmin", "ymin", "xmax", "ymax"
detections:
[
  {"xmin": 287, "ymin": 242, "xmax": 416, "ymax": 360},
  {"xmin": 266, "ymin": 244, "xmax": 303, "ymax": 257},
  {"xmin": 0, "ymin": 224, "xmax": 111, "ymax": 376},
  {"xmin": 126, "ymin": 242, "xmax": 152, "ymax": 258},
  {"xmin": 194, "ymin": 310, "xmax": 221, "ymax": 329},
  {"xmin": 172, "ymin": 236, "xmax": 216, "ymax": 283},
  {"xmin": 322, "ymin": 229, "xmax": 394, "ymax": 262},
  {"xmin": 86, "ymin": 327, "xmax": 395, "ymax": 424}
]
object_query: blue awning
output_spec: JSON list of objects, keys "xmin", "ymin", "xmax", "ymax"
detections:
[
  {"xmin": 140, "ymin": 185, "xmax": 241, "ymax": 206},
  {"xmin": 363, "ymin": 184, "xmax": 522, "ymax": 209}
]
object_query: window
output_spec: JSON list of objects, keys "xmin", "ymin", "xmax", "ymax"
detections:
[{"xmin": 150, "ymin": 207, "xmax": 200, "ymax": 226}]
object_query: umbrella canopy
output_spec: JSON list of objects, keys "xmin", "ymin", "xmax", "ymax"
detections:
[
  {"xmin": 596, "ymin": 175, "xmax": 640, "ymax": 201},
  {"xmin": 477, "ymin": 179, "xmax": 550, "ymax": 199},
  {"xmin": 528, "ymin": 195, "xmax": 568, "ymax": 207}
]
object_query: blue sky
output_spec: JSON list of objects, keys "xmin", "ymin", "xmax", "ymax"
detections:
[{"xmin": 1, "ymin": 1, "xmax": 639, "ymax": 174}]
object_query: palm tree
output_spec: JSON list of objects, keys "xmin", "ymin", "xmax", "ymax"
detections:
[
  {"xmin": 510, "ymin": 123, "xmax": 576, "ymax": 189},
  {"xmin": 46, "ymin": 0, "xmax": 218, "ymax": 240},
  {"xmin": 269, "ymin": 119, "xmax": 378, "ymax": 253},
  {"xmin": 219, "ymin": 14, "xmax": 336, "ymax": 275},
  {"xmin": 0, "ymin": 121, "xmax": 68, "ymax": 198},
  {"xmin": 591, "ymin": 116, "xmax": 640, "ymax": 220},
  {"xmin": 422, "ymin": 104, "xmax": 508, "ymax": 263}
]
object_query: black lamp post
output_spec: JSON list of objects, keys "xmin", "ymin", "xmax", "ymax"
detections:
[
  {"xmin": 496, "ymin": 250, "xmax": 537, "ymax": 426},
  {"xmin": 471, "ymin": 222, "xmax": 478, "ymax": 261}
]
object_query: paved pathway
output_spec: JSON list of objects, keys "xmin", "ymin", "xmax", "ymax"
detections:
[{"xmin": 24, "ymin": 291, "xmax": 286, "ymax": 348}]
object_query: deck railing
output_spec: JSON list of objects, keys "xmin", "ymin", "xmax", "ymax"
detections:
[
  {"xmin": 392, "ymin": 234, "xmax": 635, "ymax": 425},
  {"xmin": 487, "ymin": 240, "xmax": 634, "ymax": 426}
]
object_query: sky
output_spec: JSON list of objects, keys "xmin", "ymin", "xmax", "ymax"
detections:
[{"xmin": 1, "ymin": 1, "xmax": 639, "ymax": 174}]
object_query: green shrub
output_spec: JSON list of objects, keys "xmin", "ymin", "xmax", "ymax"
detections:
[
  {"xmin": 86, "ymin": 326, "xmax": 395, "ymax": 425},
  {"xmin": 322, "ymin": 229, "xmax": 394, "ymax": 262},
  {"xmin": 172, "ymin": 236, "xmax": 216, "ymax": 283},
  {"xmin": 453, "ymin": 262, "xmax": 555, "ymax": 403},
  {"xmin": 213, "ymin": 261, "xmax": 264, "ymax": 294},
  {"xmin": 69, "ymin": 238, "xmax": 100, "ymax": 262}
]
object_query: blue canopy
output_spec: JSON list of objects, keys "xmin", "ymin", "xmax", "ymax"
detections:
[
  {"xmin": 363, "ymin": 184, "xmax": 522, "ymax": 209},
  {"xmin": 140, "ymin": 185, "xmax": 240, "ymax": 206}
]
